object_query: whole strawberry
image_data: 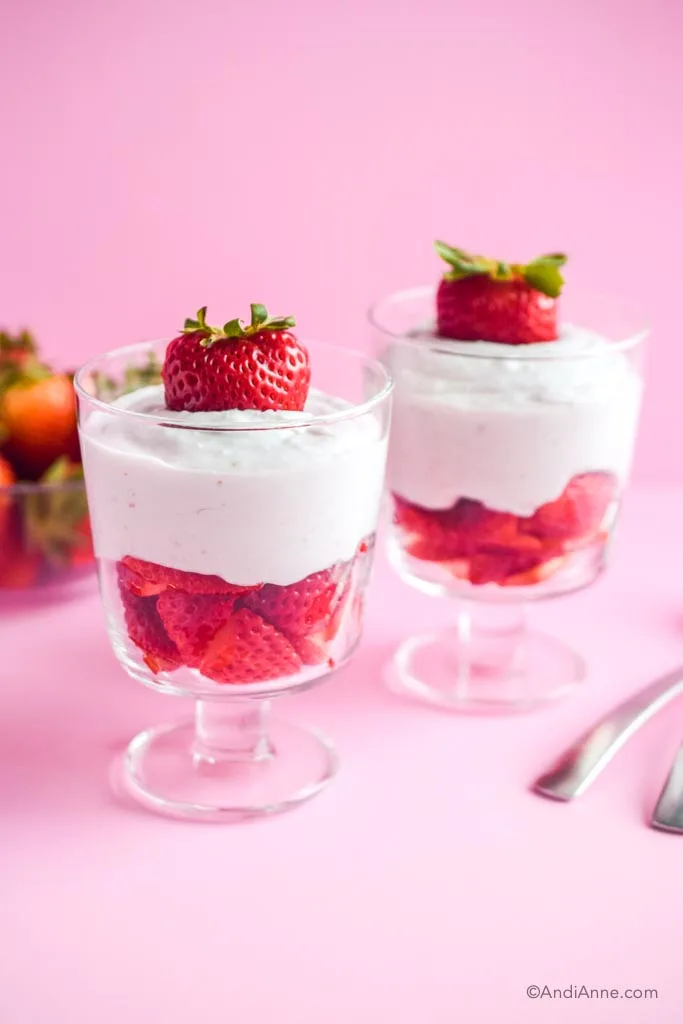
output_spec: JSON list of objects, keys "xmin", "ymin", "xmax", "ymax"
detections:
[
  {"xmin": 1, "ymin": 369, "xmax": 80, "ymax": 478},
  {"xmin": 434, "ymin": 242, "xmax": 567, "ymax": 345},
  {"xmin": 163, "ymin": 304, "xmax": 310, "ymax": 412}
]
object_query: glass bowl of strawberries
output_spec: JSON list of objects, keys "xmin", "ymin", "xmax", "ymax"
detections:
[
  {"xmin": 0, "ymin": 329, "xmax": 94, "ymax": 593},
  {"xmin": 370, "ymin": 244, "xmax": 648, "ymax": 713},
  {"xmin": 0, "ymin": 329, "xmax": 163, "ymax": 595}
]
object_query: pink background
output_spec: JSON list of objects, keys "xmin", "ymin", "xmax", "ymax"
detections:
[
  {"xmin": 3, "ymin": 1, "xmax": 683, "ymax": 1022},
  {"xmin": 1, "ymin": 0, "xmax": 682, "ymax": 478}
]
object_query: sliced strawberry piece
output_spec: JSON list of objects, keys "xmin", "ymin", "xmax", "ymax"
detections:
[
  {"xmin": 393, "ymin": 495, "xmax": 468, "ymax": 561},
  {"xmin": 394, "ymin": 495, "xmax": 534, "ymax": 562},
  {"xmin": 287, "ymin": 577, "xmax": 355, "ymax": 666},
  {"xmin": 246, "ymin": 563, "xmax": 350, "ymax": 637},
  {"xmin": 120, "ymin": 556, "xmax": 258, "ymax": 596},
  {"xmin": 449, "ymin": 499, "xmax": 521, "ymax": 550},
  {"xmin": 468, "ymin": 551, "xmax": 543, "ymax": 586},
  {"xmin": 293, "ymin": 635, "xmax": 330, "ymax": 666},
  {"xmin": 157, "ymin": 590, "xmax": 236, "ymax": 668},
  {"xmin": 200, "ymin": 607, "xmax": 301, "ymax": 685},
  {"xmin": 118, "ymin": 585, "xmax": 180, "ymax": 674},
  {"xmin": 501, "ymin": 555, "xmax": 569, "ymax": 587},
  {"xmin": 445, "ymin": 558, "xmax": 471, "ymax": 581},
  {"xmin": 117, "ymin": 559, "xmax": 167, "ymax": 596},
  {"xmin": 523, "ymin": 472, "xmax": 616, "ymax": 542}
]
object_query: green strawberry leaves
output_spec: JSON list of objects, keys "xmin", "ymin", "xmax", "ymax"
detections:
[
  {"xmin": 183, "ymin": 306, "xmax": 209, "ymax": 333},
  {"xmin": 91, "ymin": 351, "xmax": 162, "ymax": 402},
  {"xmin": 23, "ymin": 457, "xmax": 90, "ymax": 568},
  {"xmin": 435, "ymin": 241, "xmax": 514, "ymax": 282},
  {"xmin": 521, "ymin": 254, "xmax": 567, "ymax": 298},
  {"xmin": 435, "ymin": 241, "xmax": 567, "ymax": 297},
  {"xmin": 181, "ymin": 305, "xmax": 296, "ymax": 348}
]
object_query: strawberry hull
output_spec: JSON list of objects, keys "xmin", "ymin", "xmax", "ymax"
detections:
[
  {"xmin": 392, "ymin": 472, "xmax": 617, "ymax": 591},
  {"xmin": 106, "ymin": 536, "xmax": 375, "ymax": 691}
]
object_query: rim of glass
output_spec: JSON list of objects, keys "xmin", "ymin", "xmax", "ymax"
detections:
[
  {"xmin": 0, "ymin": 478, "xmax": 85, "ymax": 496},
  {"xmin": 368, "ymin": 285, "xmax": 649, "ymax": 359},
  {"xmin": 74, "ymin": 338, "xmax": 393, "ymax": 431}
]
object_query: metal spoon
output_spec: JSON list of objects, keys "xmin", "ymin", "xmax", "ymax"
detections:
[
  {"xmin": 651, "ymin": 743, "xmax": 683, "ymax": 832},
  {"xmin": 533, "ymin": 666, "xmax": 683, "ymax": 801}
]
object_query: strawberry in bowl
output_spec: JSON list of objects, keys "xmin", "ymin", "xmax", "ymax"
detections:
[
  {"xmin": 0, "ymin": 329, "xmax": 93, "ymax": 593},
  {"xmin": 73, "ymin": 305, "xmax": 392, "ymax": 820},
  {"xmin": 0, "ymin": 329, "xmax": 165, "ymax": 594},
  {"xmin": 369, "ymin": 246, "xmax": 647, "ymax": 711}
]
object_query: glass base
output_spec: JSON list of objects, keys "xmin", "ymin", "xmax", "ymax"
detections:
[
  {"xmin": 387, "ymin": 625, "xmax": 585, "ymax": 713},
  {"xmin": 122, "ymin": 716, "xmax": 338, "ymax": 822}
]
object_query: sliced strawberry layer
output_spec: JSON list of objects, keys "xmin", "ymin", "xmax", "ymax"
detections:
[
  {"xmin": 157, "ymin": 590, "xmax": 236, "ymax": 668},
  {"xmin": 393, "ymin": 472, "xmax": 616, "ymax": 587},
  {"xmin": 201, "ymin": 607, "xmax": 302, "ymax": 685},
  {"xmin": 118, "ymin": 584, "xmax": 181, "ymax": 674},
  {"xmin": 116, "ymin": 537, "xmax": 373, "ymax": 681},
  {"xmin": 245, "ymin": 562, "xmax": 350, "ymax": 636},
  {"xmin": 393, "ymin": 497, "xmax": 468, "ymax": 561},
  {"xmin": 117, "ymin": 559, "xmax": 167, "ymax": 597},
  {"xmin": 120, "ymin": 556, "xmax": 260, "ymax": 596},
  {"xmin": 522, "ymin": 472, "xmax": 616, "ymax": 542}
]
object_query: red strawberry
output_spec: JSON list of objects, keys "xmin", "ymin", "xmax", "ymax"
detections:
[
  {"xmin": 522, "ymin": 472, "xmax": 616, "ymax": 543},
  {"xmin": 157, "ymin": 590, "xmax": 236, "ymax": 667},
  {"xmin": 245, "ymin": 563, "xmax": 350, "ymax": 637},
  {"xmin": 288, "ymin": 578, "xmax": 354, "ymax": 666},
  {"xmin": 201, "ymin": 607, "xmax": 301, "ymax": 685},
  {"xmin": 0, "ymin": 482, "xmax": 41, "ymax": 590},
  {"xmin": 393, "ymin": 496, "xmax": 468, "ymax": 561},
  {"xmin": 500, "ymin": 555, "xmax": 568, "ymax": 587},
  {"xmin": 0, "ymin": 370, "xmax": 80, "ymax": 479},
  {"xmin": 394, "ymin": 495, "xmax": 533, "ymax": 561},
  {"xmin": 163, "ymin": 304, "xmax": 310, "ymax": 413},
  {"xmin": 434, "ymin": 241, "xmax": 566, "ymax": 345},
  {"xmin": 293, "ymin": 636, "xmax": 330, "ymax": 666},
  {"xmin": 468, "ymin": 550, "xmax": 543, "ymax": 586},
  {"xmin": 118, "ymin": 586, "xmax": 181, "ymax": 674},
  {"xmin": 0, "ymin": 454, "xmax": 16, "ymax": 534},
  {"xmin": 117, "ymin": 559, "xmax": 167, "ymax": 597},
  {"xmin": 450, "ymin": 500, "xmax": 521, "ymax": 549},
  {"xmin": 120, "ymin": 556, "xmax": 258, "ymax": 597}
]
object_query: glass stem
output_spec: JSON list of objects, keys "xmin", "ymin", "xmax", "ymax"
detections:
[
  {"xmin": 455, "ymin": 601, "xmax": 528, "ymax": 679},
  {"xmin": 193, "ymin": 700, "xmax": 272, "ymax": 764}
]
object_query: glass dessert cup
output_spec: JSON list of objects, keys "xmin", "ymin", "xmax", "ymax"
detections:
[
  {"xmin": 75, "ymin": 340, "xmax": 391, "ymax": 821},
  {"xmin": 370, "ymin": 286, "xmax": 647, "ymax": 713}
]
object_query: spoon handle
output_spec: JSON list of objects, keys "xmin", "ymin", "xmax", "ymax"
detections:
[
  {"xmin": 651, "ymin": 744, "xmax": 683, "ymax": 833},
  {"xmin": 533, "ymin": 667, "xmax": 683, "ymax": 801}
]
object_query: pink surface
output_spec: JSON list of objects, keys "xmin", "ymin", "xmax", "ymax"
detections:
[
  {"xmin": 3, "ymin": 484, "xmax": 683, "ymax": 1023},
  {"xmin": 3, "ymin": 2, "xmax": 683, "ymax": 1020},
  {"xmin": 1, "ymin": 0, "xmax": 682, "ymax": 479}
]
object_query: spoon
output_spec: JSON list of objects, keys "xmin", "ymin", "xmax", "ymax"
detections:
[
  {"xmin": 651, "ymin": 743, "xmax": 683, "ymax": 833},
  {"xmin": 533, "ymin": 666, "xmax": 683, "ymax": 801}
]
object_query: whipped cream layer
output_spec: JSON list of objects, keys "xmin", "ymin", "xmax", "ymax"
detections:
[
  {"xmin": 81, "ymin": 386, "xmax": 387, "ymax": 586},
  {"xmin": 386, "ymin": 324, "xmax": 643, "ymax": 515}
]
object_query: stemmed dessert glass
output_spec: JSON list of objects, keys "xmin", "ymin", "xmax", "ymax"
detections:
[
  {"xmin": 75, "ymin": 340, "xmax": 392, "ymax": 821},
  {"xmin": 370, "ymin": 286, "xmax": 647, "ymax": 712}
]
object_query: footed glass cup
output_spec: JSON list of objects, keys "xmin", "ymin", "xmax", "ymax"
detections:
[
  {"xmin": 75, "ymin": 340, "xmax": 391, "ymax": 820},
  {"xmin": 370, "ymin": 286, "xmax": 647, "ymax": 713}
]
